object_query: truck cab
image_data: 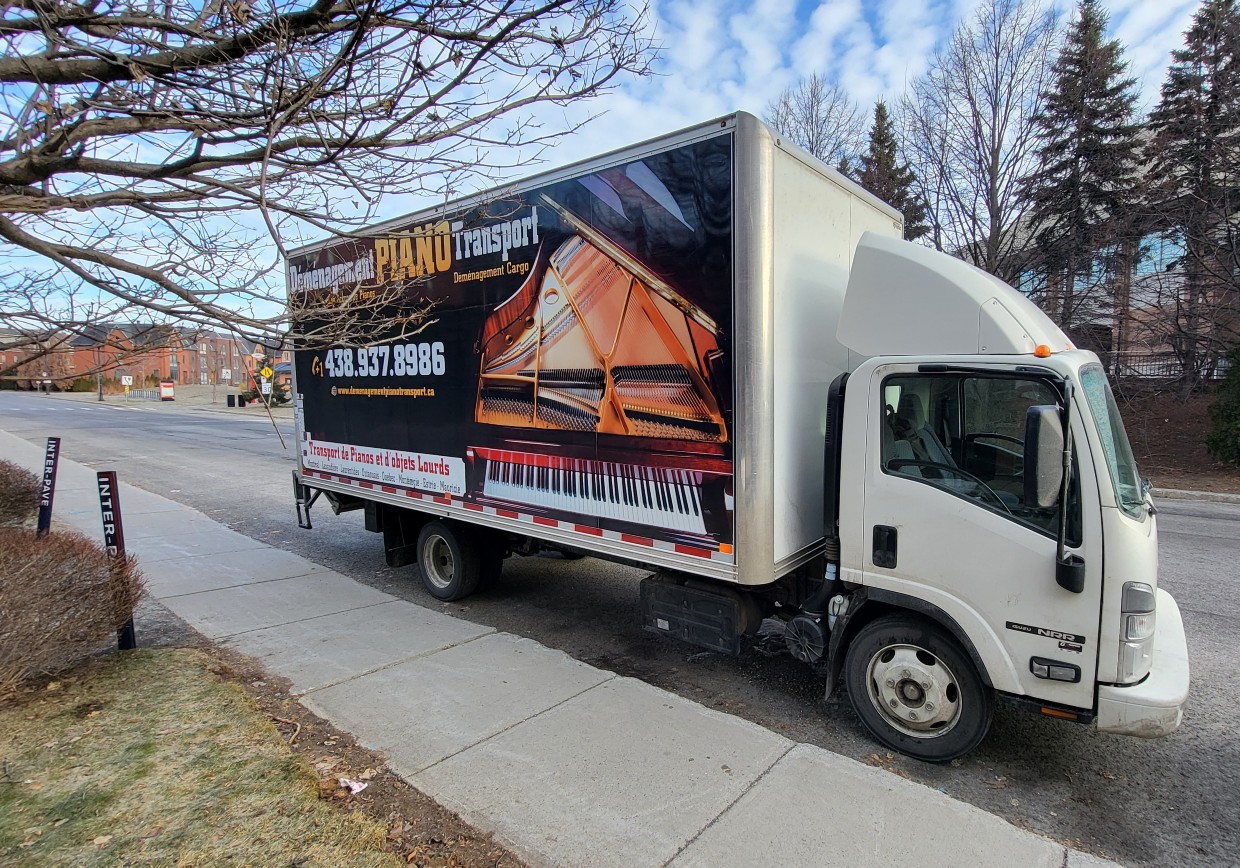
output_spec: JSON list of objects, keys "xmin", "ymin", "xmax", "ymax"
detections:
[{"xmin": 818, "ymin": 232, "xmax": 1190, "ymax": 760}]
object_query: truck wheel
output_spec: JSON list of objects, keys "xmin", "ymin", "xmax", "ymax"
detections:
[
  {"xmin": 843, "ymin": 614, "xmax": 992, "ymax": 762},
  {"xmin": 416, "ymin": 520, "xmax": 481, "ymax": 601}
]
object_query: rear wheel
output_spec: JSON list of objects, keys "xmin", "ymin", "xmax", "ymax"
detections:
[
  {"xmin": 844, "ymin": 614, "xmax": 993, "ymax": 762},
  {"xmin": 416, "ymin": 520, "xmax": 481, "ymax": 601}
]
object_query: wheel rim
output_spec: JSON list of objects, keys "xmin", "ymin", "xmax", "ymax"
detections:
[
  {"xmin": 421, "ymin": 533, "xmax": 455, "ymax": 590},
  {"xmin": 864, "ymin": 643, "xmax": 962, "ymax": 739}
]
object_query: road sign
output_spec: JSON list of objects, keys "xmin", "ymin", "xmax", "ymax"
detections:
[
  {"xmin": 121, "ymin": 375, "xmax": 133, "ymax": 386},
  {"xmin": 260, "ymin": 366, "xmax": 274, "ymax": 379},
  {"xmin": 261, "ymin": 381, "xmax": 273, "ymax": 395},
  {"xmin": 221, "ymin": 368, "xmax": 232, "ymax": 380}
]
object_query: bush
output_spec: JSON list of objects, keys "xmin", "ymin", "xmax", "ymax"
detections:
[
  {"xmin": 69, "ymin": 376, "xmax": 96, "ymax": 392},
  {"xmin": 1207, "ymin": 345, "xmax": 1240, "ymax": 465},
  {"xmin": 0, "ymin": 528, "xmax": 144, "ymax": 701},
  {"xmin": 0, "ymin": 459, "xmax": 40, "ymax": 528}
]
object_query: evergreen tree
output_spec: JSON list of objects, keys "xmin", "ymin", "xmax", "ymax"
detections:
[
  {"xmin": 1019, "ymin": 0, "xmax": 1141, "ymax": 331},
  {"xmin": 856, "ymin": 101, "xmax": 930, "ymax": 241},
  {"xmin": 1207, "ymin": 343, "xmax": 1240, "ymax": 463},
  {"xmin": 1145, "ymin": 0, "xmax": 1240, "ymax": 391}
]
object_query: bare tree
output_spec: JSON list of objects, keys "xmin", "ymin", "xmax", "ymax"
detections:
[
  {"xmin": 764, "ymin": 73, "xmax": 865, "ymax": 169},
  {"xmin": 901, "ymin": 0, "xmax": 1059, "ymax": 282},
  {"xmin": 0, "ymin": 0, "xmax": 655, "ymax": 363}
]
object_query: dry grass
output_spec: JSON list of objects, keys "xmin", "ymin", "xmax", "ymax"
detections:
[
  {"xmin": 0, "ymin": 528, "xmax": 144, "ymax": 701},
  {"xmin": 0, "ymin": 460, "xmax": 40, "ymax": 528},
  {"xmin": 0, "ymin": 648, "xmax": 400, "ymax": 866}
]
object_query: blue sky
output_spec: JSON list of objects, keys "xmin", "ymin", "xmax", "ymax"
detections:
[{"xmin": 538, "ymin": 0, "xmax": 1201, "ymax": 172}]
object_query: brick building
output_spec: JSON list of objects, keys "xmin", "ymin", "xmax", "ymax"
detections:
[{"xmin": 1, "ymin": 324, "xmax": 290, "ymax": 391}]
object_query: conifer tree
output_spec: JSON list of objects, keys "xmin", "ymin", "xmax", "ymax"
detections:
[
  {"xmin": 1145, "ymin": 0, "xmax": 1240, "ymax": 390},
  {"xmin": 1020, "ymin": 0, "xmax": 1141, "ymax": 330},
  {"xmin": 856, "ymin": 102, "xmax": 930, "ymax": 241}
]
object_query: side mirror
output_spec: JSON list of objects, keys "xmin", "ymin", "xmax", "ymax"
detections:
[{"xmin": 1024, "ymin": 405, "xmax": 1064, "ymax": 508}]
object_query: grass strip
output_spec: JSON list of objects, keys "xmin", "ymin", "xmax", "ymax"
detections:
[{"xmin": 0, "ymin": 648, "xmax": 399, "ymax": 866}]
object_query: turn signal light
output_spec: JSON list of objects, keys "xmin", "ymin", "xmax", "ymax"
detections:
[{"xmin": 1034, "ymin": 344, "xmax": 1052, "ymax": 358}]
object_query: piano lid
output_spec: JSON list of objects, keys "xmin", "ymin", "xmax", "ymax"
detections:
[{"xmin": 476, "ymin": 228, "xmax": 728, "ymax": 444}]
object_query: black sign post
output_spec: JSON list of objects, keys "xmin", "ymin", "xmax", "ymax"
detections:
[
  {"xmin": 36, "ymin": 437, "xmax": 60, "ymax": 538},
  {"xmin": 97, "ymin": 471, "xmax": 136, "ymax": 651}
]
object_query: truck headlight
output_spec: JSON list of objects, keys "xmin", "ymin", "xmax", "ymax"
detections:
[{"xmin": 1119, "ymin": 581, "xmax": 1156, "ymax": 683}]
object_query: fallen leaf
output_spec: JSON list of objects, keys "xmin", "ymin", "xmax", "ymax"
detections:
[
  {"xmin": 93, "ymin": 835, "xmax": 113, "ymax": 847},
  {"xmin": 985, "ymin": 776, "xmax": 1008, "ymax": 789},
  {"xmin": 45, "ymin": 682, "xmax": 61, "ymax": 692},
  {"xmin": 313, "ymin": 757, "xmax": 341, "ymax": 775},
  {"xmin": 1099, "ymin": 769, "xmax": 1116, "ymax": 780}
]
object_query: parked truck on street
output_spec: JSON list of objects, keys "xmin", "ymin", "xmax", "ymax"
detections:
[{"xmin": 289, "ymin": 112, "xmax": 1190, "ymax": 761}]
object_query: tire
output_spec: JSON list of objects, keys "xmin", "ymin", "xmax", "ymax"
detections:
[
  {"xmin": 416, "ymin": 520, "xmax": 481, "ymax": 601},
  {"xmin": 843, "ymin": 614, "xmax": 993, "ymax": 762}
]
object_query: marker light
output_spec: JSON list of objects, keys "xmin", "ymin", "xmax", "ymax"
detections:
[{"xmin": 1034, "ymin": 344, "xmax": 1052, "ymax": 358}]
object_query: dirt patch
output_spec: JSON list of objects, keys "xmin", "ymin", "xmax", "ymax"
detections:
[
  {"xmin": 1115, "ymin": 385, "xmax": 1240, "ymax": 494},
  {"xmin": 209, "ymin": 648, "xmax": 525, "ymax": 868}
]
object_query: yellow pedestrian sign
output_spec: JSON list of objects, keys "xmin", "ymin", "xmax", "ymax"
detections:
[{"xmin": 260, "ymin": 365, "xmax": 274, "ymax": 379}]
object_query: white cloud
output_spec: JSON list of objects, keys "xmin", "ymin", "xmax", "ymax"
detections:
[{"xmin": 1107, "ymin": 0, "xmax": 1199, "ymax": 111}]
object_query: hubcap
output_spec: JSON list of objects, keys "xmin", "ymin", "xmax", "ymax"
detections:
[
  {"xmin": 865, "ymin": 644, "xmax": 962, "ymax": 738},
  {"xmin": 422, "ymin": 534, "xmax": 455, "ymax": 590}
]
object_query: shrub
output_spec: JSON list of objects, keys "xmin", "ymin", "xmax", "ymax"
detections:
[
  {"xmin": 1207, "ymin": 345, "xmax": 1240, "ymax": 465},
  {"xmin": 0, "ymin": 528, "xmax": 144, "ymax": 701},
  {"xmin": 0, "ymin": 459, "xmax": 40, "ymax": 528},
  {"xmin": 69, "ymin": 376, "xmax": 95, "ymax": 392}
]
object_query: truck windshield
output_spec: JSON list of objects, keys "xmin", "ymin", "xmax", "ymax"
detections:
[{"xmin": 1079, "ymin": 365, "xmax": 1144, "ymax": 517}]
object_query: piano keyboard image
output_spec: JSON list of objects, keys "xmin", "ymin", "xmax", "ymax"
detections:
[{"xmin": 475, "ymin": 448, "xmax": 712, "ymax": 535}]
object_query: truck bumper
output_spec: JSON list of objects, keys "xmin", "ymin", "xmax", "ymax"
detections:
[{"xmin": 1096, "ymin": 589, "xmax": 1190, "ymax": 738}]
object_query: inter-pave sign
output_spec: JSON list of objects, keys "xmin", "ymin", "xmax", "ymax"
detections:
[
  {"xmin": 36, "ymin": 436, "xmax": 60, "ymax": 537},
  {"xmin": 97, "ymin": 470, "xmax": 136, "ymax": 650}
]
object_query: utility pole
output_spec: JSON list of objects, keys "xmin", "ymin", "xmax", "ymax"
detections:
[{"xmin": 89, "ymin": 301, "xmax": 104, "ymax": 401}]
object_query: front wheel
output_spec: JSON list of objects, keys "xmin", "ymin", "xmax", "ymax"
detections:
[
  {"xmin": 843, "ymin": 614, "xmax": 993, "ymax": 762},
  {"xmin": 416, "ymin": 520, "xmax": 481, "ymax": 601}
]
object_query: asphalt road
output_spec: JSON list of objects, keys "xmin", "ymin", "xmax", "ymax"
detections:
[{"xmin": 2, "ymin": 391, "xmax": 1234, "ymax": 866}]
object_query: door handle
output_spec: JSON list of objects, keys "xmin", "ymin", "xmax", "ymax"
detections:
[{"xmin": 873, "ymin": 525, "xmax": 897, "ymax": 569}]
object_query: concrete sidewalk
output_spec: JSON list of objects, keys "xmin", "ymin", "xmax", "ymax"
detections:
[{"xmin": 1, "ymin": 429, "xmax": 1116, "ymax": 867}]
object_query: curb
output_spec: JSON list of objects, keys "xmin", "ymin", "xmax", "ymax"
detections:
[{"xmin": 1153, "ymin": 488, "xmax": 1240, "ymax": 505}]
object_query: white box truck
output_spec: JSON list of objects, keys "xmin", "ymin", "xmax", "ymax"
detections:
[{"xmin": 289, "ymin": 112, "xmax": 1189, "ymax": 761}]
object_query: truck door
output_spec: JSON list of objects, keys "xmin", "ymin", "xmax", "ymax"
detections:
[{"xmin": 859, "ymin": 363, "xmax": 1104, "ymax": 710}]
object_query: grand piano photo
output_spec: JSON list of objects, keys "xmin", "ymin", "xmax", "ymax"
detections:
[{"xmin": 467, "ymin": 169, "xmax": 735, "ymax": 550}]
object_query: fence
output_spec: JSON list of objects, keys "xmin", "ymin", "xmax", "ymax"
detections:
[{"xmin": 1110, "ymin": 352, "xmax": 1231, "ymax": 383}]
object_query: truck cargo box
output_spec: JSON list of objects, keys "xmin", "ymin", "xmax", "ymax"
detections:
[{"xmin": 290, "ymin": 112, "xmax": 901, "ymax": 585}]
